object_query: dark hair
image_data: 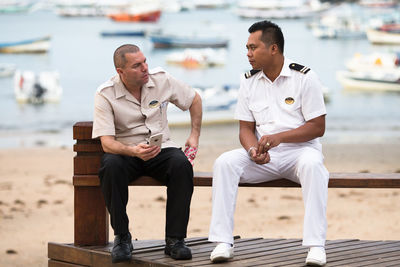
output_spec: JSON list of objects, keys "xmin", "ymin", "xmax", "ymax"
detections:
[
  {"xmin": 113, "ymin": 44, "xmax": 140, "ymax": 69},
  {"xmin": 248, "ymin": 20, "xmax": 284, "ymax": 53}
]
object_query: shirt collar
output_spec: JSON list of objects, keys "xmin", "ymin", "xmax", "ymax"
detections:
[
  {"xmin": 256, "ymin": 57, "xmax": 292, "ymax": 81},
  {"xmin": 114, "ymin": 74, "xmax": 155, "ymax": 100}
]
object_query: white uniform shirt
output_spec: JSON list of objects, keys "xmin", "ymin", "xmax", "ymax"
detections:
[
  {"xmin": 234, "ymin": 58, "xmax": 326, "ymax": 150},
  {"xmin": 92, "ymin": 67, "xmax": 196, "ymax": 148}
]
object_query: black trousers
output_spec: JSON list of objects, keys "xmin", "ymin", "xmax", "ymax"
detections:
[{"xmin": 99, "ymin": 147, "xmax": 194, "ymax": 238}]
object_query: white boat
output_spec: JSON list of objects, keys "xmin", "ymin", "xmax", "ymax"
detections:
[
  {"xmin": 168, "ymin": 85, "xmax": 238, "ymax": 125},
  {"xmin": 0, "ymin": 63, "xmax": 16, "ymax": 78},
  {"xmin": 165, "ymin": 48, "xmax": 226, "ymax": 68},
  {"xmin": 367, "ymin": 26, "xmax": 400, "ymax": 44},
  {"xmin": 236, "ymin": 0, "xmax": 329, "ymax": 19},
  {"xmin": 14, "ymin": 70, "xmax": 63, "ymax": 104},
  {"xmin": 0, "ymin": 36, "xmax": 51, "ymax": 53},
  {"xmin": 336, "ymin": 70, "xmax": 400, "ymax": 91},
  {"xmin": 345, "ymin": 51, "xmax": 400, "ymax": 72},
  {"xmin": 310, "ymin": 4, "xmax": 366, "ymax": 39}
]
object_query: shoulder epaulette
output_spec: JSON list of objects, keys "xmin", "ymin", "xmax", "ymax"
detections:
[
  {"xmin": 149, "ymin": 67, "xmax": 165, "ymax": 75},
  {"xmin": 289, "ymin": 63, "xmax": 310, "ymax": 74},
  {"xmin": 96, "ymin": 80, "xmax": 113, "ymax": 92},
  {"xmin": 244, "ymin": 69, "xmax": 261, "ymax": 79}
]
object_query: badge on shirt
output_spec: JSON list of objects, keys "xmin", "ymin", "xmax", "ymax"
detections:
[
  {"xmin": 149, "ymin": 100, "xmax": 160, "ymax": 108},
  {"xmin": 285, "ymin": 97, "xmax": 295, "ymax": 105}
]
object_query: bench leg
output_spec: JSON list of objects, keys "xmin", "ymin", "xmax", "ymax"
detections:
[{"xmin": 74, "ymin": 186, "xmax": 109, "ymax": 246}]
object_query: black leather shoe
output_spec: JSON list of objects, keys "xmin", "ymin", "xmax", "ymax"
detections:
[
  {"xmin": 164, "ymin": 237, "xmax": 192, "ymax": 260},
  {"xmin": 111, "ymin": 232, "xmax": 133, "ymax": 263}
]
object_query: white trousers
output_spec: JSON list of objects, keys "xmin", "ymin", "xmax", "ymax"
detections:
[{"xmin": 208, "ymin": 145, "xmax": 329, "ymax": 247}]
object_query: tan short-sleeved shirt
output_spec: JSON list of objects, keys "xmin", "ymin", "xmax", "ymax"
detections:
[{"xmin": 92, "ymin": 67, "xmax": 196, "ymax": 148}]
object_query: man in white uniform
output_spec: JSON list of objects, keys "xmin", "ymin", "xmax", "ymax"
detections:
[{"xmin": 208, "ymin": 20, "xmax": 329, "ymax": 266}]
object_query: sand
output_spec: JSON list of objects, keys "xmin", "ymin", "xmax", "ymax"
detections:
[{"xmin": 1, "ymin": 124, "xmax": 400, "ymax": 266}]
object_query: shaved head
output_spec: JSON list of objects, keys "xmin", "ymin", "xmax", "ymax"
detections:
[{"xmin": 113, "ymin": 44, "xmax": 140, "ymax": 69}]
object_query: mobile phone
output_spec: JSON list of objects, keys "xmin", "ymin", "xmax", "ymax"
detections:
[{"xmin": 148, "ymin": 133, "xmax": 163, "ymax": 148}]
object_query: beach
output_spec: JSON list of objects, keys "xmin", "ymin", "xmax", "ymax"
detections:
[{"xmin": 1, "ymin": 124, "xmax": 400, "ymax": 267}]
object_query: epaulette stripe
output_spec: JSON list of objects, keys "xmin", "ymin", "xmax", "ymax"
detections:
[
  {"xmin": 244, "ymin": 69, "xmax": 261, "ymax": 79},
  {"xmin": 290, "ymin": 63, "xmax": 310, "ymax": 74}
]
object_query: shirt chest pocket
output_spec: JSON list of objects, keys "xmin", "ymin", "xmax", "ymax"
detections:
[{"xmin": 249, "ymin": 103, "xmax": 272, "ymax": 126}]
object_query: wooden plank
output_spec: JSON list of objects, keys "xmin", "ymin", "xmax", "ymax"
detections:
[
  {"xmin": 72, "ymin": 172, "xmax": 400, "ymax": 188},
  {"xmin": 48, "ymin": 259, "xmax": 87, "ymax": 267},
  {"xmin": 74, "ymin": 186, "xmax": 109, "ymax": 246},
  {"xmin": 48, "ymin": 243, "xmax": 93, "ymax": 266},
  {"xmin": 49, "ymin": 239, "xmax": 400, "ymax": 267}
]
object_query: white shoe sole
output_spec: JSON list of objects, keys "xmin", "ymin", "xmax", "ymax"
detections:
[
  {"xmin": 210, "ymin": 254, "xmax": 233, "ymax": 263},
  {"xmin": 306, "ymin": 259, "xmax": 326, "ymax": 266}
]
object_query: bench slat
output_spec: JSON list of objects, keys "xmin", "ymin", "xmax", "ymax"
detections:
[{"xmin": 73, "ymin": 172, "xmax": 400, "ymax": 188}]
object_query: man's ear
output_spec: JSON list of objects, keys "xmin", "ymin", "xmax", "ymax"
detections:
[
  {"xmin": 271, "ymin": 44, "xmax": 279, "ymax": 55},
  {"xmin": 116, "ymin": 67, "xmax": 123, "ymax": 75}
]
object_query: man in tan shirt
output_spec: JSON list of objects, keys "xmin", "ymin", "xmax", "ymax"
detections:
[{"xmin": 93, "ymin": 44, "xmax": 202, "ymax": 263}]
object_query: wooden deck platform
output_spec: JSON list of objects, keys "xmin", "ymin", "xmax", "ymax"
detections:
[{"xmin": 48, "ymin": 237, "xmax": 400, "ymax": 267}]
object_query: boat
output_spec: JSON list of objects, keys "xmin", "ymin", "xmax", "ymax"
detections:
[
  {"xmin": 0, "ymin": 36, "xmax": 51, "ymax": 53},
  {"xmin": 345, "ymin": 51, "xmax": 400, "ymax": 72},
  {"xmin": 367, "ymin": 24, "xmax": 400, "ymax": 44},
  {"xmin": 0, "ymin": 63, "xmax": 16, "ymax": 78},
  {"xmin": 336, "ymin": 70, "xmax": 400, "ymax": 91},
  {"xmin": 149, "ymin": 33, "xmax": 229, "ymax": 48},
  {"xmin": 359, "ymin": 0, "xmax": 398, "ymax": 8},
  {"xmin": 100, "ymin": 30, "xmax": 146, "ymax": 37},
  {"xmin": 168, "ymin": 85, "xmax": 238, "ymax": 125},
  {"xmin": 235, "ymin": 0, "xmax": 329, "ymax": 19},
  {"xmin": 165, "ymin": 48, "xmax": 226, "ymax": 68},
  {"xmin": 0, "ymin": 0, "xmax": 33, "ymax": 13},
  {"xmin": 310, "ymin": 4, "xmax": 366, "ymax": 39},
  {"xmin": 108, "ymin": 10, "xmax": 161, "ymax": 22},
  {"xmin": 107, "ymin": 0, "xmax": 162, "ymax": 22},
  {"xmin": 14, "ymin": 70, "xmax": 63, "ymax": 104}
]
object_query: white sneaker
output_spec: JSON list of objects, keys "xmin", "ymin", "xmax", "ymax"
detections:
[
  {"xmin": 305, "ymin": 247, "xmax": 326, "ymax": 266},
  {"xmin": 210, "ymin": 243, "xmax": 234, "ymax": 263}
]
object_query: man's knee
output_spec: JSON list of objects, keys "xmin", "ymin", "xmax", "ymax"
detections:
[{"xmin": 214, "ymin": 149, "xmax": 243, "ymax": 170}]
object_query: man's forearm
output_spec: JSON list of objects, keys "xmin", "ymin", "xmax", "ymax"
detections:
[
  {"xmin": 100, "ymin": 136, "xmax": 135, "ymax": 157},
  {"xmin": 189, "ymin": 93, "xmax": 202, "ymax": 138},
  {"xmin": 276, "ymin": 116, "xmax": 325, "ymax": 143}
]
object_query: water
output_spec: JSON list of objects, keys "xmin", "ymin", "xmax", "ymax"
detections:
[{"xmin": 1, "ymin": 7, "xmax": 400, "ymax": 148}]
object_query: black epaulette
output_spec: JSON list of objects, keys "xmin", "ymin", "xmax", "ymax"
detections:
[
  {"xmin": 289, "ymin": 63, "xmax": 310, "ymax": 74},
  {"xmin": 244, "ymin": 69, "xmax": 261, "ymax": 79}
]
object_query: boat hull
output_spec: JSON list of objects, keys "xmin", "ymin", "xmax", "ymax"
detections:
[
  {"xmin": 367, "ymin": 29, "xmax": 400, "ymax": 45},
  {"xmin": 337, "ymin": 71, "xmax": 400, "ymax": 91},
  {"xmin": 150, "ymin": 35, "xmax": 228, "ymax": 48},
  {"xmin": 0, "ymin": 36, "xmax": 51, "ymax": 53},
  {"xmin": 108, "ymin": 10, "xmax": 161, "ymax": 22}
]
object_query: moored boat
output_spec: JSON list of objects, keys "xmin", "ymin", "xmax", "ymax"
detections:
[
  {"xmin": 14, "ymin": 70, "xmax": 63, "ymax": 104},
  {"xmin": 0, "ymin": 63, "xmax": 16, "ymax": 78},
  {"xmin": 0, "ymin": 36, "xmax": 51, "ymax": 53},
  {"xmin": 336, "ymin": 70, "xmax": 400, "ymax": 91},
  {"xmin": 149, "ymin": 33, "xmax": 229, "ymax": 48},
  {"xmin": 367, "ymin": 24, "xmax": 400, "ymax": 44},
  {"xmin": 100, "ymin": 30, "xmax": 146, "ymax": 37},
  {"xmin": 165, "ymin": 48, "xmax": 226, "ymax": 68},
  {"xmin": 108, "ymin": 10, "xmax": 161, "ymax": 22}
]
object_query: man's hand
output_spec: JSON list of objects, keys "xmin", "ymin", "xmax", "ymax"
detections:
[
  {"xmin": 133, "ymin": 143, "xmax": 160, "ymax": 161},
  {"xmin": 185, "ymin": 134, "xmax": 199, "ymax": 150},
  {"xmin": 257, "ymin": 134, "xmax": 281, "ymax": 155},
  {"xmin": 249, "ymin": 147, "xmax": 271, "ymax": 165}
]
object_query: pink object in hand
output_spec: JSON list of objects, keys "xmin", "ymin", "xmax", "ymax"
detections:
[{"xmin": 184, "ymin": 146, "xmax": 198, "ymax": 165}]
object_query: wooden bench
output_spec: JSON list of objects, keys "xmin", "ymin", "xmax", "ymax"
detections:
[{"xmin": 73, "ymin": 121, "xmax": 400, "ymax": 247}]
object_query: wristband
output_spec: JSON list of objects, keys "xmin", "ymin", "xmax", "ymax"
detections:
[{"xmin": 247, "ymin": 146, "xmax": 256, "ymax": 157}]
